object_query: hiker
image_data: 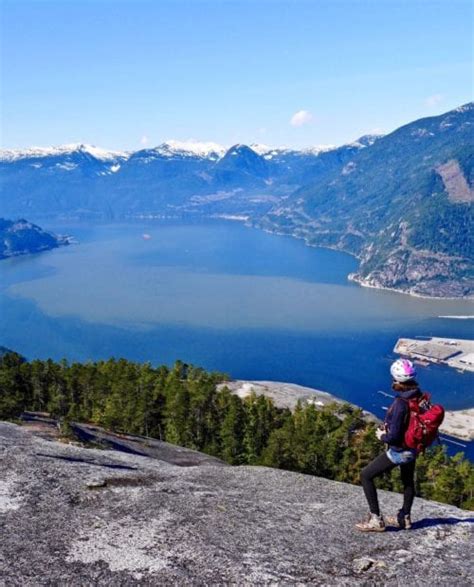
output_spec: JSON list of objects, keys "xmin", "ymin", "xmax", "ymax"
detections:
[{"xmin": 355, "ymin": 359, "xmax": 421, "ymax": 532}]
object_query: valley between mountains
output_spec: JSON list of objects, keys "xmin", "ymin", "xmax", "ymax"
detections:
[{"xmin": 1, "ymin": 103, "xmax": 473, "ymax": 298}]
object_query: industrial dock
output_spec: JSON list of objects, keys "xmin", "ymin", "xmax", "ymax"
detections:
[{"xmin": 394, "ymin": 337, "xmax": 474, "ymax": 373}]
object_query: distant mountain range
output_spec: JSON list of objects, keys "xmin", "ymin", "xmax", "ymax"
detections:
[
  {"xmin": 0, "ymin": 136, "xmax": 380, "ymax": 220},
  {"xmin": 1, "ymin": 104, "xmax": 472, "ymax": 297},
  {"xmin": 0, "ymin": 218, "xmax": 70, "ymax": 259}
]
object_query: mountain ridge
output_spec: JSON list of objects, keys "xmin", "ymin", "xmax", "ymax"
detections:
[
  {"xmin": 0, "ymin": 135, "xmax": 373, "ymax": 222},
  {"xmin": 1, "ymin": 104, "xmax": 472, "ymax": 297},
  {"xmin": 0, "ymin": 136, "xmax": 376, "ymax": 163},
  {"xmin": 257, "ymin": 103, "xmax": 474, "ymax": 298}
]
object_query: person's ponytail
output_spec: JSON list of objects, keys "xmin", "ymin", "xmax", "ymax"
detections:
[{"xmin": 391, "ymin": 380, "xmax": 419, "ymax": 393}]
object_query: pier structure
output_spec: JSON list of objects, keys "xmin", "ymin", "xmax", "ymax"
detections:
[{"xmin": 394, "ymin": 336, "xmax": 474, "ymax": 373}]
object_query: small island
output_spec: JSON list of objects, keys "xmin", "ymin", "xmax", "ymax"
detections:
[{"xmin": 0, "ymin": 218, "xmax": 72, "ymax": 259}]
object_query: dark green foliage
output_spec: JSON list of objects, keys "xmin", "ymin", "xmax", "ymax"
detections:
[
  {"xmin": 0, "ymin": 352, "xmax": 471, "ymax": 509},
  {"xmin": 0, "ymin": 352, "xmax": 29, "ymax": 418},
  {"xmin": 220, "ymin": 392, "xmax": 246, "ymax": 464}
]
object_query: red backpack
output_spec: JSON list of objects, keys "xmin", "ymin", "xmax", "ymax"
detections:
[{"xmin": 403, "ymin": 393, "xmax": 445, "ymax": 453}]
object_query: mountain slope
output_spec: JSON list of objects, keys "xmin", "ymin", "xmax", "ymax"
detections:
[
  {"xmin": 0, "ymin": 145, "xmax": 127, "ymax": 221},
  {"xmin": 257, "ymin": 104, "xmax": 474, "ymax": 297},
  {"xmin": 1, "ymin": 421, "xmax": 472, "ymax": 584}
]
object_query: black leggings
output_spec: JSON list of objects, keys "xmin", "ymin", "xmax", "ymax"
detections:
[{"xmin": 360, "ymin": 452, "xmax": 416, "ymax": 516}]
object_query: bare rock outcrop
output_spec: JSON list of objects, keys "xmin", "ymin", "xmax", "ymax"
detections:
[
  {"xmin": 1, "ymin": 422, "xmax": 473, "ymax": 585},
  {"xmin": 218, "ymin": 380, "xmax": 379, "ymax": 422}
]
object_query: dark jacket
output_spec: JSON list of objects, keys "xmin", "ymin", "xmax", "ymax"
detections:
[{"xmin": 381, "ymin": 387, "xmax": 421, "ymax": 450}]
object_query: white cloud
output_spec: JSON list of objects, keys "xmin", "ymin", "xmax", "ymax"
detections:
[
  {"xmin": 290, "ymin": 110, "xmax": 313, "ymax": 127},
  {"xmin": 140, "ymin": 135, "xmax": 150, "ymax": 146},
  {"xmin": 425, "ymin": 94, "xmax": 444, "ymax": 108}
]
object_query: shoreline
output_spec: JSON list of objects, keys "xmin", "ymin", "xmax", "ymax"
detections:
[
  {"xmin": 348, "ymin": 273, "xmax": 474, "ymax": 301},
  {"xmin": 32, "ymin": 216, "xmax": 473, "ymax": 301},
  {"xmin": 255, "ymin": 222, "xmax": 473, "ymax": 301}
]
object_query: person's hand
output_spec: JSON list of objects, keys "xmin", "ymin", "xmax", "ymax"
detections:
[{"xmin": 375, "ymin": 427, "xmax": 385, "ymax": 441}]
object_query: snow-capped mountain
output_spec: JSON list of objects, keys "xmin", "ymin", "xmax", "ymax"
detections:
[
  {"xmin": 152, "ymin": 140, "xmax": 227, "ymax": 160},
  {"xmin": 1, "ymin": 104, "xmax": 471, "ymax": 297},
  {"xmin": 0, "ymin": 134, "xmax": 383, "ymax": 165},
  {"xmin": 344, "ymin": 134, "xmax": 384, "ymax": 149},
  {"xmin": 0, "ymin": 134, "xmax": 384, "ymax": 220},
  {"xmin": 0, "ymin": 143, "xmax": 128, "ymax": 163},
  {"xmin": 249, "ymin": 143, "xmax": 336, "ymax": 160},
  {"xmin": 216, "ymin": 144, "xmax": 268, "ymax": 176}
]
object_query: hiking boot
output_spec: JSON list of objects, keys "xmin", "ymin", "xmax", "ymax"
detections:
[
  {"xmin": 386, "ymin": 510, "xmax": 412, "ymax": 530},
  {"xmin": 355, "ymin": 513, "xmax": 385, "ymax": 532}
]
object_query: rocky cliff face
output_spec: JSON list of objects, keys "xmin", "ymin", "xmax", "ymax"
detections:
[
  {"xmin": 348, "ymin": 247, "xmax": 474, "ymax": 298},
  {"xmin": 1, "ymin": 422, "xmax": 472, "ymax": 585}
]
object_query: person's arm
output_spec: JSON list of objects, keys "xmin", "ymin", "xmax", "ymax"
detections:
[{"xmin": 381, "ymin": 398, "xmax": 407, "ymax": 445}]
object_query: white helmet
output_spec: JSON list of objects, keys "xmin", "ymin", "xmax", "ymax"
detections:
[{"xmin": 390, "ymin": 359, "xmax": 416, "ymax": 383}]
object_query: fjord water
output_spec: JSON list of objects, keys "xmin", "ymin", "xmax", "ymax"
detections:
[{"xmin": 1, "ymin": 221, "xmax": 473, "ymax": 453}]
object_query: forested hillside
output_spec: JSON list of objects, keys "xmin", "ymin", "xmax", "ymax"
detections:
[
  {"xmin": 1, "ymin": 352, "xmax": 472, "ymax": 509},
  {"xmin": 258, "ymin": 104, "xmax": 474, "ymax": 297}
]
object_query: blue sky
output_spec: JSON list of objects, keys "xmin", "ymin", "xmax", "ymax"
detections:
[{"xmin": 1, "ymin": 0, "xmax": 472, "ymax": 150}]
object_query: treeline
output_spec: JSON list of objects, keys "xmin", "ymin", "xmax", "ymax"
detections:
[{"xmin": 0, "ymin": 352, "xmax": 472, "ymax": 509}]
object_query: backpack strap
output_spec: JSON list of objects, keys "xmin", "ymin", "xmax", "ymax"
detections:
[
  {"xmin": 386, "ymin": 396, "xmax": 408, "ymax": 418},
  {"xmin": 388, "ymin": 396, "xmax": 411, "ymax": 438},
  {"xmin": 403, "ymin": 396, "xmax": 421, "ymax": 413},
  {"xmin": 404, "ymin": 391, "xmax": 431, "ymax": 412}
]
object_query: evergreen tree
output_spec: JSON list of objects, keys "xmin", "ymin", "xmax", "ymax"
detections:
[
  {"xmin": 164, "ymin": 371, "xmax": 192, "ymax": 446},
  {"xmin": 0, "ymin": 352, "xmax": 472, "ymax": 511},
  {"xmin": 0, "ymin": 352, "xmax": 28, "ymax": 418},
  {"xmin": 220, "ymin": 393, "xmax": 246, "ymax": 464}
]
